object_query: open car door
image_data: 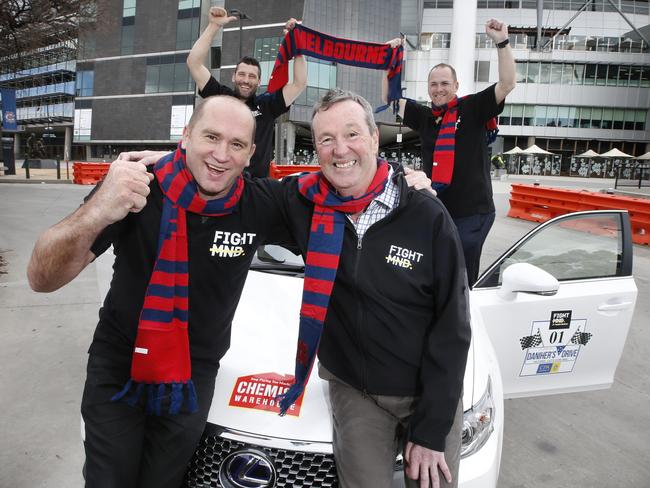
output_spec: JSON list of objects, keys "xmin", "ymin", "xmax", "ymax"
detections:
[{"xmin": 471, "ymin": 210, "xmax": 637, "ymax": 398}]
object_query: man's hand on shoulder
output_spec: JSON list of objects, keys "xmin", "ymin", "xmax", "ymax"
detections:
[
  {"xmin": 88, "ymin": 158, "xmax": 153, "ymax": 226},
  {"xmin": 209, "ymin": 7, "xmax": 236, "ymax": 27},
  {"xmin": 404, "ymin": 167, "xmax": 437, "ymax": 196},
  {"xmin": 404, "ymin": 441, "xmax": 452, "ymax": 488}
]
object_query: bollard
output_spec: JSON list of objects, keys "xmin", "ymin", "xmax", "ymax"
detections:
[
  {"xmin": 25, "ymin": 159, "xmax": 30, "ymax": 179},
  {"xmin": 56, "ymin": 158, "xmax": 61, "ymax": 180}
]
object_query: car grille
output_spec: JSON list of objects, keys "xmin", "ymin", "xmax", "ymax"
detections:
[{"xmin": 185, "ymin": 432, "xmax": 339, "ymax": 487}]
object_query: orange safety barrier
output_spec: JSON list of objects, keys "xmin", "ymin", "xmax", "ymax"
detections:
[
  {"xmin": 507, "ymin": 183, "xmax": 650, "ymax": 245},
  {"xmin": 73, "ymin": 162, "xmax": 111, "ymax": 185},
  {"xmin": 269, "ymin": 162, "xmax": 319, "ymax": 180}
]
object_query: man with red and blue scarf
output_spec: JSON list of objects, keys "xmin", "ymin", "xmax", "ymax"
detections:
[
  {"xmin": 277, "ymin": 89, "xmax": 471, "ymax": 488},
  {"xmin": 382, "ymin": 18, "xmax": 516, "ymax": 286},
  {"xmin": 27, "ymin": 96, "xmax": 296, "ymax": 488}
]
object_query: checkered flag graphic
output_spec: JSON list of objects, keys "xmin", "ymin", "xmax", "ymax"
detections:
[
  {"xmin": 571, "ymin": 328, "xmax": 592, "ymax": 346},
  {"xmin": 520, "ymin": 329, "xmax": 543, "ymax": 350}
]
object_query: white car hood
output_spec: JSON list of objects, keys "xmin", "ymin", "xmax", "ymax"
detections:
[{"xmin": 207, "ymin": 269, "xmax": 479, "ymax": 442}]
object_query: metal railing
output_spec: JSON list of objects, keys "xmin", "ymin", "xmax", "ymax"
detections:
[{"xmin": 615, "ymin": 163, "xmax": 650, "ymax": 189}]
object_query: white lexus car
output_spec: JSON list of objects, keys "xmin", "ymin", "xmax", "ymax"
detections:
[{"xmin": 98, "ymin": 209, "xmax": 637, "ymax": 488}]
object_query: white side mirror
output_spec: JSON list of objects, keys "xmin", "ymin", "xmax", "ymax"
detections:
[{"xmin": 497, "ymin": 263, "xmax": 559, "ymax": 301}]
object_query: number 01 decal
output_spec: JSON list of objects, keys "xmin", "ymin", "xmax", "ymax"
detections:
[{"xmin": 519, "ymin": 310, "xmax": 593, "ymax": 376}]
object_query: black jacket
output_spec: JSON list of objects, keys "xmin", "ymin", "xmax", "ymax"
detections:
[{"xmin": 280, "ymin": 170, "xmax": 471, "ymax": 451}]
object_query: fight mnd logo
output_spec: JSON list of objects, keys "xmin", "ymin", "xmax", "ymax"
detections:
[
  {"xmin": 210, "ymin": 230, "xmax": 256, "ymax": 258},
  {"xmin": 385, "ymin": 244, "xmax": 423, "ymax": 270}
]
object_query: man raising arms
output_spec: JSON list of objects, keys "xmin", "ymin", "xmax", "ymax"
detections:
[
  {"xmin": 383, "ymin": 18, "xmax": 516, "ymax": 285},
  {"xmin": 187, "ymin": 7, "xmax": 307, "ymax": 178}
]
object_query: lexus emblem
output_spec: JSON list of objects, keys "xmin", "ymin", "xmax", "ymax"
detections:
[{"xmin": 218, "ymin": 449, "xmax": 277, "ymax": 488}]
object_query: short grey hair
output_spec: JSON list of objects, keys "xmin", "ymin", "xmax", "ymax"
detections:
[{"xmin": 311, "ymin": 88, "xmax": 378, "ymax": 137}]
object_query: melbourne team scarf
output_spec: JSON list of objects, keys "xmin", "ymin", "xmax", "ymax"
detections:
[
  {"xmin": 277, "ymin": 160, "xmax": 390, "ymax": 415},
  {"xmin": 267, "ymin": 24, "xmax": 403, "ymax": 113},
  {"xmin": 430, "ymin": 96, "xmax": 499, "ymax": 188},
  {"xmin": 111, "ymin": 143, "xmax": 244, "ymax": 415}
]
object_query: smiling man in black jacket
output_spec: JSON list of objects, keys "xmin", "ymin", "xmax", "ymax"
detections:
[{"xmin": 279, "ymin": 89, "xmax": 471, "ymax": 488}]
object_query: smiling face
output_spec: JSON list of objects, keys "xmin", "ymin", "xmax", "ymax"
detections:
[
  {"xmin": 312, "ymin": 99, "xmax": 379, "ymax": 198},
  {"xmin": 428, "ymin": 65, "xmax": 459, "ymax": 107},
  {"xmin": 232, "ymin": 61, "xmax": 260, "ymax": 100},
  {"xmin": 182, "ymin": 96, "xmax": 256, "ymax": 200}
]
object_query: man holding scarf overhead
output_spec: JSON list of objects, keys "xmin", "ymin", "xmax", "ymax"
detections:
[
  {"xmin": 276, "ymin": 89, "xmax": 471, "ymax": 488},
  {"xmin": 382, "ymin": 18, "xmax": 516, "ymax": 285},
  {"xmin": 27, "ymin": 96, "xmax": 296, "ymax": 488},
  {"xmin": 187, "ymin": 8, "xmax": 307, "ymax": 178}
]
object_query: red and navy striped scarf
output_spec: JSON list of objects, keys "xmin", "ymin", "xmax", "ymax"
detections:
[
  {"xmin": 267, "ymin": 24, "xmax": 403, "ymax": 113},
  {"xmin": 431, "ymin": 96, "xmax": 499, "ymax": 188},
  {"xmin": 112, "ymin": 143, "xmax": 244, "ymax": 415},
  {"xmin": 277, "ymin": 160, "xmax": 390, "ymax": 415}
]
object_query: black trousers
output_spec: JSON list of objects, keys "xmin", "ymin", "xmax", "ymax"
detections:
[
  {"xmin": 453, "ymin": 211, "xmax": 496, "ymax": 286},
  {"xmin": 81, "ymin": 354, "xmax": 215, "ymax": 488}
]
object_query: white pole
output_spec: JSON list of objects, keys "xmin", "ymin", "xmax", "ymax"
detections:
[{"xmin": 449, "ymin": 0, "xmax": 478, "ymax": 96}]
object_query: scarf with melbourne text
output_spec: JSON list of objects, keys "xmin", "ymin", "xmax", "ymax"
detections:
[
  {"xmin": 430, "ymin": 96, "xmax": 499, "ymax": 188},
  {"xmin": 111, "ymin": 143, "xmax": 244, "ymax": 415},
  {"xmin": 267, "ymin": 24, "xmax": 403, "ymax": 113},
  {"xmin": 276, "ymin": 160, "xmax": 390, "ymax": 415}
]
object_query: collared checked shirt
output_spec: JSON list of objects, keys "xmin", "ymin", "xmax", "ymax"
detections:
[{"xmin": 348, "ymin": 167, "xmax": 400, "ymax": 241}]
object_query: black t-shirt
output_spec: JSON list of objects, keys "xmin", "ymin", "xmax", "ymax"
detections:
[
  {"xmin": 88, "ymin": 176, "xmax": 291, "ymax": 376},
  {"xmin": 199, "ymin": 77, "xmax": 289, "ymax": 179},
  {"xmin": 403, "ymin": 84, "xmax": 504, "ymax": 218}
]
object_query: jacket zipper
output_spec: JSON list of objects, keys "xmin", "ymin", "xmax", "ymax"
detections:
[
  {"xmin": 353, "ymin": 231, "xmax": 368, "ymax": 396},
  {"xmin": 350, "ymin": 175, "xmax": 410, "ymax": 396}
]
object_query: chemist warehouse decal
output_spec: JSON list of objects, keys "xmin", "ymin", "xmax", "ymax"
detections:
[
  {"xmin": 519, "ymin": 310, "xmax": 593, "ymax": 376},
  {"xmin": 229, "ymin": 372, "xmax": 305, "ymax": 417}
]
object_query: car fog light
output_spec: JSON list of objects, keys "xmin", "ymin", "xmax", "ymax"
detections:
[{"xmin": 460, "ymin": 377, "xmax": 495, "ymax": 459}]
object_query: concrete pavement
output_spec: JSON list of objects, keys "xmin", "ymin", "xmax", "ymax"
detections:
[{"xmin": 1, "ymin": 178, "xmax": 649, "ymax": 488}]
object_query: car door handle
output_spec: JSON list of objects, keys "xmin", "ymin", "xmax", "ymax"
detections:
[{"xmin": 597, "ymin": 301, "xmax": 633, "ymax": 312}]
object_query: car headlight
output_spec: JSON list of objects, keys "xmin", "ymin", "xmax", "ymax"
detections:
[{"xmin": 460, "ymin": 376, "xmax": 495, "ymax": 459}]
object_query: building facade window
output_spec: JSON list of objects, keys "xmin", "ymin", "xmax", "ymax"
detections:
[
  {"xmin": 121, "ymin": 0, "xmax": 136, "ymax": 55},
  {"xmin": 170, "ymin": 94, "xmax": 194, "ymax": 140},
  {"xmin": 515, "ymin": 61, "xmax": 650, "ymax": 87},
  {"xmin": 476, "ymin": 32, "xmax": 648, "ymax": 53},
  {"xmin": 474, "ymin": 61, "xmax": 490, "ymax": 82},
  {"xmin": 74, "ymin": 100, "xmax": 93, "ymax": 142},
  {"xmin": 145, "ymin": 54, "xmax": 194, "ymax": 93},
  {"xmin": 476, "ymin": 0, "xmax": 649, "ymax": 13},
  {"xmin": 254, "ymin": 36, "xmax": 283, "ymax": 85},
  {"xmin": 76, "ymin": 70, "xmax": 94, "ymax": 97},
  {"xmin": 499, "ymin": 103, "xmax": 646, "ymax": 131},
  {"xmin": 420, "ymin": 33, "xmax": 451, "ymax": 50},
  {"xmin": 423, "ymin": 1, "xmax": 454, "ymax": 7},
  {"xmin": 176, "ymin": 0, "xmax": 201, "ymax": 50}
]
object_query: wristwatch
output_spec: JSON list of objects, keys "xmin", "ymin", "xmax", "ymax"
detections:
[{"xmin": 496, "ymin": 38, "xmax": 510, "ymax": 49}]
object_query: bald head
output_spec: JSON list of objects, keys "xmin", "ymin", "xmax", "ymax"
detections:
[{"xmin": 187, "ymin": 95, "xmax": 256, "ymax": 144}]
